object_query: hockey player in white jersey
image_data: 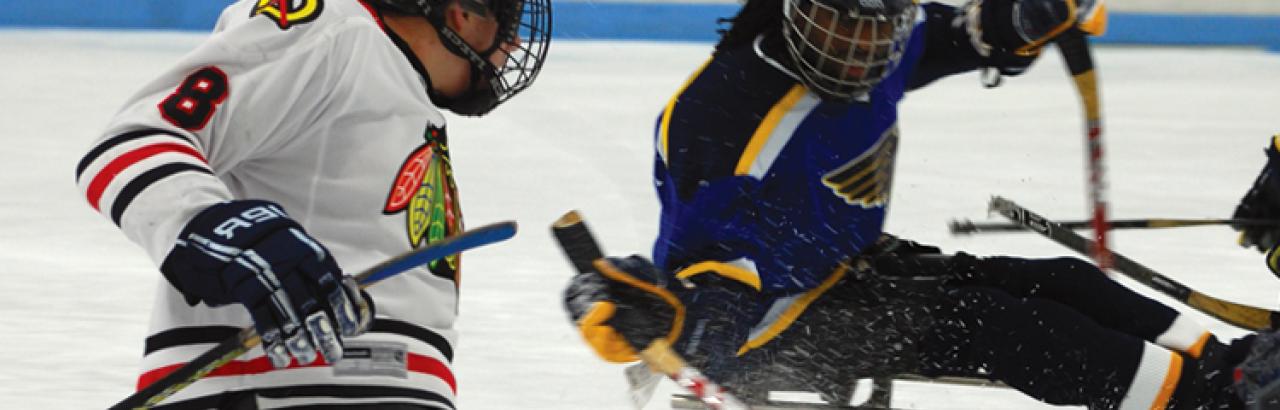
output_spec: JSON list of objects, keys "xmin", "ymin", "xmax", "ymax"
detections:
[{"xmin": 74, "ymin": 0, "xmax": 550, "ymax": 408}]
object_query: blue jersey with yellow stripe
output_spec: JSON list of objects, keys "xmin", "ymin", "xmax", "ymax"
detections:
[{"xmin": 652, "ymin": 7, "xmax": 980, "ymax": 295}]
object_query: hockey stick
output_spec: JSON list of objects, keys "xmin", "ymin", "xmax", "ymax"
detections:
[
  {"xmin": 989, "ymin": 196, "xmax": 1280, "ymax": 331},
  {"xmin": 111, "ymin": 221, "xmax": 518, "ymax": 410},
  {"xmin": 949, "ymin": 218, "xmax": 1280, "ymax": 235},
  {"xmin": 1057, "ymin": 28, "xmax": 1111, "ymax": 268},
  {"xmin": 551, "ymin": 211, "xmax": 750, "ymax": 410}
]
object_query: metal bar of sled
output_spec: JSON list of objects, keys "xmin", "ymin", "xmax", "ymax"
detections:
[{"xmin": 671, "ymin": 375, "xmax": 1007, "ymax": 409}]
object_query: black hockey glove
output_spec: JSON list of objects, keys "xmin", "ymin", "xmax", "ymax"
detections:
[
  {"xmin": 160, "ymin": 200, "xmax": 374, "ymax": 368},
  {"xmin": 868, "ymin": 233, "xmax": 943, "ymax": 256},
  {"xmin": 563, "ymin": 255, "xmax": 758, "ymax": 373},
  {"xmin": 960, "ymin": 0, "xmax": 1087, "ymax": 75},
  {"xmin": 1233, "ymin": 136, "xmax": 1280, "ymax": 255}
]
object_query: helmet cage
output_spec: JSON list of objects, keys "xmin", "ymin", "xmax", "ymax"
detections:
[
  {"xmin": 483, "ymin": 0, "xmax": 551, "ymax": 109},
  {"xmin": 372, "ymin": 0, "xmax": 551, "ymax": 114},
  {"xmin": 782, "ymin": 0, "xmax": 916, "ymax": 101}
]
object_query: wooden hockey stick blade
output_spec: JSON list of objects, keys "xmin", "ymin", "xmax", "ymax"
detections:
[
  {"xmin": 552, "ymin": 211, "xmax": 749, "ymax": 410},
  {"xmin": 989, "ymin": 196, "xmax": 1280, "ymax": 331},
  {"xmin": 949, "ymin": 218, "xmax": 1280, "ymax": 235},
  {"xmin": 111, "ymin": 221, "xmax": 517, "ymax": 410}
]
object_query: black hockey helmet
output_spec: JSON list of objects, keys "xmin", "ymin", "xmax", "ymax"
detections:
[
  {"xmin": 372, "ymin": 0, "xmax": 551, "ymax": 115},
  {"xmin": 781, "ymin": 0, "xmax": 917, "ymax": 101}
]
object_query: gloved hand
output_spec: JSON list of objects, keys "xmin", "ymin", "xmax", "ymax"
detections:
[
  {"xmin": 1234, "ymin": 136, "xmax": 1280, "ymax": 255},
  {"xmin": 160, "ymin": 200, "xmax": 374, "ymax": 368},
  {"xmin": 869, "ymin": 233, "xmax": 942, "ymax": 256},
  {"xmin": 961, "ymin": 0, "xmax": 1091, "ymax": 74},
  {"xmin": 563, "ymin": 255, "xmax": 758, "ymax": 371}
]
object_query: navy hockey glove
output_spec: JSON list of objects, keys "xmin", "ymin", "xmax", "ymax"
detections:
[
  {"xmin": 961, "ymin": 0, "xmax": 1094, "ymax": 74},
  {"xmin": 1234, "ymin": 135, "xmax": 1280, "ymax": 256},
  {"xmin": 160, "ymin": 200, "xmax": 374, "ymax": 368},
  {"xmin": 563, "ymin": 255, "xmax": 758, "ymax": 372}
]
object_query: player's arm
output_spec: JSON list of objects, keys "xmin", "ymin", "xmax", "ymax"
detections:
[
  {"xmin": 1233, "ymin": 135, "xmax": 1280, "ymax": 263},
  {"xmin": 73, "ymin": 17, "xmax": 376, "ymax": 367},
  {"xmin": 908, "ymin": 0, "xmax": 1089, "ymax": 89}
]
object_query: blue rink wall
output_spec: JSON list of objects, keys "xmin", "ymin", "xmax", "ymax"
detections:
[{"xmin": 1, "ymin": 1, "xmax": 1278, "ymax": 50}]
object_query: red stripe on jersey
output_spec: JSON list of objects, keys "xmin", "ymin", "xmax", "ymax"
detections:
[
  {"xmin": 407, "ymin": 353, "xmax": 457, "ymax": 393},
  {"xmin": 85, "ymin": 143, "xmax": 207, "ymax": 211},
  {"xmin": 136, "ymin": 352, "xmax": 456, "ymax": 393}
]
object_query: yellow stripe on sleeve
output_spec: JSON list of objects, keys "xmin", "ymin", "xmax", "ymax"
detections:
[
  {"xmin": 659, "ymin": 58, "xmax": 713, "ymax": 164},
  {"xmin": 734, "ymin": 85, "xmax": 807, "ymax": 176},
  {"xmin": 674, "ymin": 261, "xmax": 762, "ymax": 291}
]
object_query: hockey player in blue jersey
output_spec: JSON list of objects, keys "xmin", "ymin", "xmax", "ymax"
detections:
[{"xmin": 562, "ymin": 0, "xmax": 1271, "ymax": 408}]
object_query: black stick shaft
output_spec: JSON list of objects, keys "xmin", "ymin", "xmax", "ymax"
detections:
[
  {"xmin": 950, "ymin": 218, "xmax": 1280, "ymax": 234},
  {"xmin": 552, "ymin": 211, "xmax": 604, "ymax": 274},
  {"xmin": 990, "ymin": 196, "xmax": 1279, "ymax": 331}
]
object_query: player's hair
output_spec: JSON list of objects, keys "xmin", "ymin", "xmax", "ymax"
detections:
[{"xmin": 714, "ymin": 0, "xmax": 785, "ymax": 53}]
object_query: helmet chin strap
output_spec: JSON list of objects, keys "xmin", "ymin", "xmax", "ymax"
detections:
[{"xmin": 423, "ymin": 7, "xmax": 505, "ymax": 115}]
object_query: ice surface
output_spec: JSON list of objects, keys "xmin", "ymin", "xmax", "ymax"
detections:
[{"xmin": 1, "ymin": 29, "xmax": 1279, "ymax": 408}]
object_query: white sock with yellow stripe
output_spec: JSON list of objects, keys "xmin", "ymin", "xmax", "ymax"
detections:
[
  {"xmin": 1118, "ymin": 342, "xmax": 1183, "ymax": 410},
  {"xmin": 1154, "ymin": 315, "xmax": 1214, "ymax": 359}
]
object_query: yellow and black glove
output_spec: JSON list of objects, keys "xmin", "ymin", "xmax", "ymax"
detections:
[
  {"xmin": 961, "ymin": 0, "xmax": 1106, "ymax": 74},
  {"xmin": 563, "ymin": 255, "xmax": 684, "ymax": 363},
  {"xmin": 1235, "ymin": 135, "xmax": 1280, "ymax": 275},
  {"xmin": 563, "ymin": 255, "xmax": 760, "ymax": 368}
]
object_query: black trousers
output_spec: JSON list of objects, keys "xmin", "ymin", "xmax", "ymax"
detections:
[{"xmin": 731, "ymin": 251, "xmax": 1182, "ymax": 409}]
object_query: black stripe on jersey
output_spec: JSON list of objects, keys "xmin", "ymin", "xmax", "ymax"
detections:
[
  {"xmin": 278, "ymin": 403, "xmax": 450, "ymax": 410},
  {"xmin": 110, "ymin": 163, "xmax": 215, "ymax": 226},
  {"xmin": 371, "ymin": 319, "xmax": 454, "ymax": 362},
  {"xmin": 152, "ymin": 384, "xmax": 454, "ymax": 410},
  {"xmin": 75, "ymin": 128, "xmax": 197, "ymax": 182},
  {"xmin": 145, "ymin": 326, "xmax": 241, "ymax": 355},
  {"xmin": 144, "ymin": 319, "xmax": 453, "ymax": 361}
]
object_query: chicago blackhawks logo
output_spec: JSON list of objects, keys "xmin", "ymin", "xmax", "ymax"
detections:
[
  {"xmin": 384, "ymin": 126, "xmax": 462, "ymax": 282},
  {"xmin": 251, "ymin": 0, "xmax": 324, "ymax": 30},
  {"xmin": 822, "ymin": 125, "xmax": 898, "ymax": 208}
]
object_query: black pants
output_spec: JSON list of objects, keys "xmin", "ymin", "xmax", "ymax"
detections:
[{"xmin": 732, "ymin": 252, "xmax": 1181, "ymax": 408}]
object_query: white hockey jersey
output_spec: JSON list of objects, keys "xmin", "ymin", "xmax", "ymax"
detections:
[{"xmin": 75, "ymin": 0, "xmax": 465, "ymax": 407}]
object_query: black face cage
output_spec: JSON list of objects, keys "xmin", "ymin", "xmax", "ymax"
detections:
[
  {"xmin": 372, "ymin": 0, "xmax": 551, "ymax": 114},
  {"xmin": 781, "ymin": 0, "xmax": 916, "ymax": 101},
  {"xmin": 486, "ymin": 0, "xmax": 551, "ymax": 107}
]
